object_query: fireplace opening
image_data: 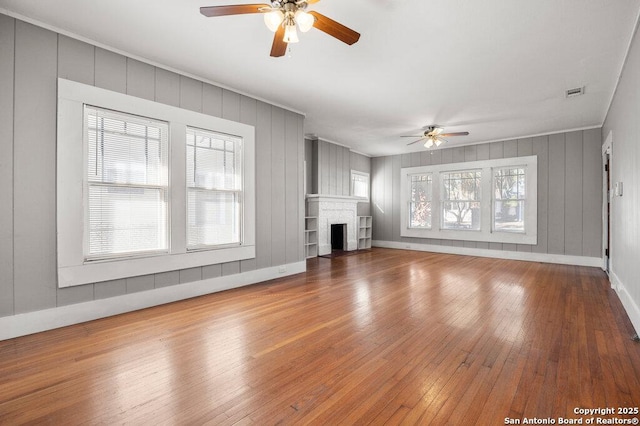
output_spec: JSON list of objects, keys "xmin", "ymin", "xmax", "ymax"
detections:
[{"xmin": 331, "ymin": 224, "xmax": 347, "ymax": 251}]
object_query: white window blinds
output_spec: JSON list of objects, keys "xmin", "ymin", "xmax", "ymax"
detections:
[
  {"xmin": 186, "ymin": 127, "xmax": 243, "ymax": 249},
  {"xmin": 85, "ymin": 106, "xmax": 169, "ymax": 259}
]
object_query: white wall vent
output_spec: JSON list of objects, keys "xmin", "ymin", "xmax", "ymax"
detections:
[{"xmin": 566, "ymin": 87, "xmax": 585, "ymax": 98}]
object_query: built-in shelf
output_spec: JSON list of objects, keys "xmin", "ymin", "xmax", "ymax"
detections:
[
  {"xmin": 305, "ymin": 216, "xmax": 318, "ymax": 258},
  {"xmin": 357, "ymin": 216, "xmax": 372, "ymax": 250}
]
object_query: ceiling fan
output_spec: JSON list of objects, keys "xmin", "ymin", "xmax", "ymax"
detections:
[
  {"xmin": 403, "ymin": 126, "xmax": 470, "ymax": 149},
  {"xmin": 200, "ymin": 1, "xmax": 361, "ymax": 57}
]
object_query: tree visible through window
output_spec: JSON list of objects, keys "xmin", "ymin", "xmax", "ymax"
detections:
[
  {"xmin": 441, "ymin": 170, "xmax": 481, "ymax": 230},
  {"xmin": 399, "ymin": 156, "xmax": 536, "ymax": 244},
  {"xmin": 409, "ymin": 174, "xmax": 432, "ymax": 228},
  {"xmin": 494, "ymin": 167, "xmax": 526, "ymax": 233}
]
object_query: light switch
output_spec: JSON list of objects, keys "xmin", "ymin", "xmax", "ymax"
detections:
[{"xmin": 614, "ymin": 182, "xmax": 623, "ymax": 197}]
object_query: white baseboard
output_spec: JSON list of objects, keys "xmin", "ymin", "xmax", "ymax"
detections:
[
  {"xmin": 0, "ymin": 261, "xmax": 306, "ymax": 341},
  {"xmin": 372, "ymin": 240, "xmax": 602, "ymax": 268},
  {"xmin": 610, "ymin": 270, "xmax": 640, "ymax": 335}
]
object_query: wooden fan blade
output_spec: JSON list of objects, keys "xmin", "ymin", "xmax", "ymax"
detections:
[
  {"xmin": 304, "ymin": 0, "xmax": 322, "ymax": 4},
  {"xmin": 200, "ymin": 4, "xmax": 268, "ymax": 17},
  {"xmin": 270, "ymin": 26, "xmax": 287, "ymax": 57},
  {"xmin": 440, "ymin": 132, "xmax": 469, "ymax": 137},
  {"xmin": 401, "ymin": 135, "xmax": 424, "ymax": 138},
  {"xmin": 308, "ymin": 11, "xmax": 360, "ymax": 45},
  {"xmin": 406, "ymin": 138, "xmax": 425, "ymax": 146}
]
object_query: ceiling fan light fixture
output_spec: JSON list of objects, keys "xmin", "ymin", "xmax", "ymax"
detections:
[
  {"xmin": 283, "ymin": 22, "xmax": 299, "ymax": 43},
  {"xmin": 263, "ymin": 10, "xmax": 284, "ymax": 32},
  {"xmin": 434, "ymin": 138, "xmax": 443, "ymax": 147},
  {"xmin": 295, "ymin": 10, "xmax": 314, "ymax": 32},
  {"xmin": 200, "ymin": 2, "xmax": 360, "ymax": 57},
  {"xmin": 424, "ymin": 139, "xmax": 434, "ymax": 148}
]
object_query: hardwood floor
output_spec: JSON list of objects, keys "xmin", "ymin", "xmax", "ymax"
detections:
[{"xmin": 1, "ymin": 248, "xmax": 639, "ymax": 425}]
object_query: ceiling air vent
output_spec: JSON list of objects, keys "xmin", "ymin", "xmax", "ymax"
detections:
[{"xmin": 566, "ymin": 86, "xmax": 585, "ymax": 98}]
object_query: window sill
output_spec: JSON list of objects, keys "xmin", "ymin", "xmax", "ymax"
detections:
[
  {"xmin": 59, "ymin": 244, "xmax": 256, "ymax": 288},
  {"xmin": 401, "ymin": 226, "xmax": 537, "ymax": 245}
]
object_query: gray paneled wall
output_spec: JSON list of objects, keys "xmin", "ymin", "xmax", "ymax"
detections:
[
  {"xmin": 306, "ymin": 139, "xmax": 371, "ymax": 216},
  {"xmin": 314, "ymin": 139, "xmax": 352, "ymax": 195},
  {"xmin": 370, "ymin": 129, "xmax": 602, "ymax": 257},
  {"xmin": 0, "ymin": 16, "xmax": 305, "ymax": 318},
  {"xmin": 0, "ymin": 14, "xmax": 15, "ymax": 316},
  {"xmin": 304, "ymin": 138, "xmax": 314, "ymax": 195},
  {"xmin": 603, "ymin": 14, "xmax": 640, "ymax": 328}
]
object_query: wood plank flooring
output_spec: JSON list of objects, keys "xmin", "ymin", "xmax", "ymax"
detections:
[{"xmin": 1, "ymin": 248, "xmax": 639, "ymax": 425}]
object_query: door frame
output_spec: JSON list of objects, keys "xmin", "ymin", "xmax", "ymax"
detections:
[{"xmin": 602, "ymin": 131, "xmax": 612, "ymax": 279}]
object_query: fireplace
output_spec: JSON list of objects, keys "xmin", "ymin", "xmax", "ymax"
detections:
[{"xmin": 306, "ymin": 195, "xmax": 359, "ymax": 256}]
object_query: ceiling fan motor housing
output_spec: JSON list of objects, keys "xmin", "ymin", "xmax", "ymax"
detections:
[
  {"xmin": 274, "ymin": 0, "xmax": 307, "ymax": 9},
  {"xmin": 426, "ymin": 126, "xmax": 443, "ymax": 136}
]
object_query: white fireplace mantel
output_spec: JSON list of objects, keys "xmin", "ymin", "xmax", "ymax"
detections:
[{"xmin": 306, "ymin": 195, "xmax": 360, "ymax": 256}]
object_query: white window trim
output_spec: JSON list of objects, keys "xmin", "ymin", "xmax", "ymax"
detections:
[
  {"xmin": 400, "ymin": 156, "xmax": 537, "ymax": 245},
  {"xmin": 351, "ymin": 170, "xmax": 370, "ymax": 201},
  {"xmin": 57, "ymin": 78, "xmax": 255, "ymax": 288}
]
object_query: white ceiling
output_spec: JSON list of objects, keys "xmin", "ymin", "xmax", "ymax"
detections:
[{"xmin": 2, "ymin": 0, "xmax": 639, "ymax": 156}]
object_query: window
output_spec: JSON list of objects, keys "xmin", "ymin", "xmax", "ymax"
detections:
[
  {"xmin": 187, "ymin": 128, "xmax": 242, "ymax": 249},
  {"xmin": 57, "ymin": 78, "xmax": 255, "ymax": 288},
  {"xmin": 351, "ymin": 170, "xmax": 370, "ymax": 200},
  {"xmin": 408, "ymin": 174, "xmax": 432, "ymax": 228},
  {"xmin": 86, "ymin": 106, "xmax": 169, "ymax": 259},
  {"xmin": 399, "ymin": 156, "xmax": 537, "ymax": 244},
  {"xmin": 493, "ymin": 167, "xmax": 526, "ymax": 233},
  {"xmin": 441, "ymin": 170, "xmax": 481, "ymax": 231}
]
